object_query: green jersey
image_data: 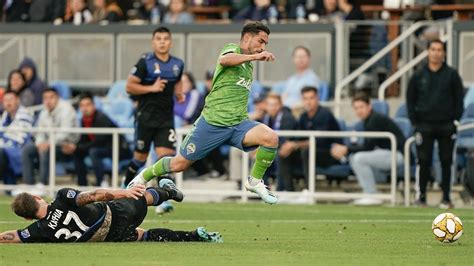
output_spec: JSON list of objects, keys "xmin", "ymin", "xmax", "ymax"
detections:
[{"xmin": 202, "ymin": 43, "xmax": 253, "ymax": 127}]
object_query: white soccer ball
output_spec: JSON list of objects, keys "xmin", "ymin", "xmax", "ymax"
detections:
[{"xmin": 432, "ymin": 213, "xmax": 463, "ymax": 243}]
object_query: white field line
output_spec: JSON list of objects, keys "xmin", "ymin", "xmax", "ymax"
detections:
[{"xmin": 1, "ymin": 219, "xmax": 473, "ymax": 225}]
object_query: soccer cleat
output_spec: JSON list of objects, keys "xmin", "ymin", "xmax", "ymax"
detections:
[
  {"xmin": 245, "ymin": 178, "xmax": 277, "ymax": 204},
  {"xmin": 126, "ymin": 169, "xmax": 147, "ymax": 189},
  {"xmin": 155, "ymin": 201, "xmax": 174, "ymax": 214},
  {"xmin": 159, "ymin": 178, "xmax": 184, "ymax": 202},
  {"xmin": 196, "ymin": 227, "xmax": 224, "ymax": 243},
  {"xmin": 414, "ymin": 199, "xmax": 428, "ymax": 208},
  {"xmin": 439, "ymin": 200, "xmax": 454, "ymax": 209}
]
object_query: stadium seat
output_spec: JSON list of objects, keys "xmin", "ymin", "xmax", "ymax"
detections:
[
  {"xmin": 271, "ymin": 80, "xmax": 286, "ymax": 94},
  {"xmin": 318, "ymin": 80, "xmax": 330, "ymax": 102},
  {"xmin": 49, "ymin": 81, "xmax": 72, "ymax": 99},
  {"xmin": 462, "ymin": 103, "xmax": 474, "ymax": 119},
  {"xmin": 107, "ymin": 80, "xmax": 128, "ymax": 100},
  {"xmin": 371, "ymin": 99, "xmax": 389, "ymax": 116},
  {"xmin": 393, "ymin": 117, "xmax": 413, "ymax": 139},
  {"xmin": 395, "ymin": 103, "xmax": 408, "ymax": 118},
  {"xmin": 456, "ymin": 118, "xmax": 474, "ymax": 149},
  {"xmin": 463, "ymin": 85, "xmax": 474, "ymax": 109},
  {"xmin": 102, "ymin": 97, "xmax": 134, "ymax": 128}
]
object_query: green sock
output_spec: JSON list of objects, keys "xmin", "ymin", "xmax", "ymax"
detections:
[
  {"xmin": 143, "ymin": 157, "xmax": 172, "ymax": 181},
  {"xmin": 250, "ymin": 146, "xmax": 277, "ymax": 180}
]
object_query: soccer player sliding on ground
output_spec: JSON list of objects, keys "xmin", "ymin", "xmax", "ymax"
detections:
[
  {"xmin": 128, "ymin": 21, "xmax": 279, "ymax": 204},
  {"xmin": 0, "ymin": 180, "xmax": 222, "ymax": 243}
]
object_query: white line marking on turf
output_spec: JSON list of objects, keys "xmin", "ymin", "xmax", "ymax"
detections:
[
  {"xmin": 1, "ymin": 219, "xmax": 473, "ymax": 225},
  {"xmin": 140, "ymin": 219, "xmax": 474, "ymax": 224}
]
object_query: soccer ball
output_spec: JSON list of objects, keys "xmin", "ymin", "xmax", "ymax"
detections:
[{"xmin": 432, "ymin": 213, "xmax": 463, "ymax": 243}]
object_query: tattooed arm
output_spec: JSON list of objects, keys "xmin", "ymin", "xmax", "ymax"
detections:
[
  {"xmin": 0, "ymin": 230, "xmax": 21, "ymax": 243},
  {"xmin": 75, "ymin": 185, "xmax": 146, "ymax": 207}
]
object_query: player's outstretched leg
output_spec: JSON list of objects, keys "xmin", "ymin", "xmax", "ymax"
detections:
[
  {"xmin": 127, "ymin": 154, "xmax": 192, "ymax": 189},
  {"xmin": 142, "ymin": 227, "xmax": 223, "ymax": 243},
  {"xmin": 242, "ymin": 124, "xmax": 279, "ymax": 204},
  {"xmin": 245, "ymin": 146, "xmax": 278, "ymax": 204}
]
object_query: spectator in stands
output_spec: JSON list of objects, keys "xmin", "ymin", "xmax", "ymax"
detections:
[
  {"xmin": 331, "ymin": 93, "xmax": 405, "ymax": 206},
  {"xmin": 204, "ymin": 70, "xmax": 214, "ymax": 94},
  {"xmin": 66, "ymin": 0, "xmax": 93, "ymax": 25},
  {"xmin": 228, "ymin": 0, "xmax": 252, "ymax": 18},
  {"xmin": 0, "ymin": 91, "xmax": 34, "ymax": 185},
  {"xmin": 19, "ymin": 57, "xmax": 46, "ymax": 106},
  {"xmin": 7, "ymin": 70, "xmax": 35, "ymax": 107},
  {"xmin": 260, "ymin": 93, "xmax": 298, "ymax": 191},
  {"xmin": 407, "ymin": 39, "xmax": 464, "ymax": 209},
  {"xmin": 21, "ymin": 88, "xmax": 79, "ymax": 187},
  {"xmin": 136, "ymin": 0, "xmax": 167, "ymax": 23},
  {"xmin": 174, "ymin": 72, "xmax": 205, "ymax": 125},
  {"xmin": 73, "ymin": 93, "xmax": 130, "ymax": 187},
  {"xmin": 163, "ymin": 0, "xmax": 194, "ymax": 24},
  {"xmin": 280, "ymin": 86, "xmax": 342, "ymax": 190},
  {"xmin": 282, "ymin": 46, "xmax": 321, "ymax": 110},
  {"xmin": 233, "ymin": 0, "xmax": 280, "ymax": 22},
  {"xmin": 29, "ymin": 0, "xmax": 66, "ymax": 24},
  {"xmin": 3, "ymin": 0, "xmax": 30, "ymax": 22},
  {"xmin": 313, "ymin": 0, "xmax": 345, "ymax": 22},
  {"xmin": 337, "ymin": 0, "xmax": 364, "ymax": 20},
  {"xmin": 92, "ymin": 0, "xmax": 123, "ymax": 24}
]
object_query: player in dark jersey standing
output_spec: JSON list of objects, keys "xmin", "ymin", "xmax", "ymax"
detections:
[
  {"xmin": 0, "ymin": 180, "xmax": 222, "ymax": 243},
  {"xmin": 123, "ymin": 26, "xmax": 185, "ymax": 213}
]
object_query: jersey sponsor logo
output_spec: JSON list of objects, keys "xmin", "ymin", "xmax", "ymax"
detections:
[
  {"xmin": 48, "ymin": 209, "xmax": 64, "ymax": 230},
  {"xmin": 20, "ymin": 229, "xmax": 30, "ymax": 239},
  {"xmin": 173, "ymin": 64, "xmax": 180, "ymax": 77},
  {"xmin": 154, "ymin": 63, "xmax": 161, "ymax": 74},
  {"xmin": 236, "ymin": 77, "xmax": 252, "ymax": 91},
  {"xmin": 186, "ymin": 143, "xmax": 196, "ymax": 155},
  {"xmin": 66, "ymin": 190, "xmax": 76, "ymax": 199}
]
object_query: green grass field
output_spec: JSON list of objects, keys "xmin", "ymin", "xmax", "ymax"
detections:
[{"xmin": 0, "ymin": 197, "xmax": 472, "ymax": 266}]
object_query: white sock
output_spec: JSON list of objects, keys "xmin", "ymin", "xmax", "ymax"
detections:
[{"xmin": 248, "ymin": 176, "xmax": 261, "ymax": 186}]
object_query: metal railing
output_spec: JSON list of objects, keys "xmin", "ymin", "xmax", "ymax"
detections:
[
  {"xmin": 175, "ymin": 129, "xmax": 399, "ymax": 205},
  {"xmin": 0, "ymin": 127, "xmax": 133, "ymax": 196},
  {"xmin": 0, "ymin": 127, "xmax": 401, "ymax": 205},
  {"xmin": 334, "ymin": 20, "xmax": 449, "ymax": 118},
  {"xmin": 403, "ymin": 122, "xmax": 474, "ymax": 207}
]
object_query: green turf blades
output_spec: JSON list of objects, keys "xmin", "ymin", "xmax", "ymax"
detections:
[{"xmin": 0, "ymin": 200, "xmax": 472, "ymax": 265}]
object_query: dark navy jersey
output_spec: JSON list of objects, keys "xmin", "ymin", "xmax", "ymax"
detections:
[
  {"xmin": 131, "ymin": 52, "xmax": 184, "ymax": 128},
  {"xmin": 17, "ymin": 188, "xmax": 107, "ymax": 243}
]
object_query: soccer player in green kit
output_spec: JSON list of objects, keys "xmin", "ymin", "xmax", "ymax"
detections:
[{"xmin": 128, "ymin": 22, "xmax": 278, "ymax": 204}]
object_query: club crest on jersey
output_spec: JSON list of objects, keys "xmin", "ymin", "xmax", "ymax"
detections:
[
  {"xmin": 173, "ymin": 64, "xmax": 180, "ymax": 77},
  {"xmin": 67, "ymin": 190, "xmax": 76, "ymax": 199},
  {"xmin": 137, "ymin": 140, "xmax": 145, "ymax": 151},
  {"xmin": 186, "ymin": 143, "xmax": 196, "ymax": 155},
  {"xmin": 154, "ymin": 63, "xmax": 161, "ymax": 74},
  {"xmin": 21, "ymin": 229, "xmax": 30, "ymax": 239}
]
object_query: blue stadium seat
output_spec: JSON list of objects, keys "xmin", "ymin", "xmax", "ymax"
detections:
[
  {"xmin": 393, "ymin": 117, "xmax": 413, "ymax": 139},
  {"xmin": 457, "ymin": 118, "xmax": 474, "ymax": 149},
  {"xmin": 372, "ymin": 99, "xmax": 389, "ymax": 116},
  {"xmin": 463, "ymin": 85, "xmax": 474, "ymax": 109},
  {"xmin": 395, "ymin": 103, "xmax": 408, "ymax": 118},
  {"xmin": 107, "ymin": 80, "xmax": 128, "ymax": 100},
  {"xmin": 462, "ymin": 103, "xmax": 474, "ymax": 119},
  {"xmin": 49, "ymin": 81, "xmax": 72, "ymax": 99},
  {"xmin": 271, "ymin": 80, "xmax": 286, "ymax": 94},
  {"xmin": 102, "ymin": 97, "xmax": 134, "ymax": 128},
  {"xmin": 318, "ymin": 80, "xmax": 330, "ymax": 101}
]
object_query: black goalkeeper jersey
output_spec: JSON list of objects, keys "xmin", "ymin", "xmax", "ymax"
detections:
[{"xmin": 17, "ymin": 188, "xmax": 108, "ymax": 243}]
